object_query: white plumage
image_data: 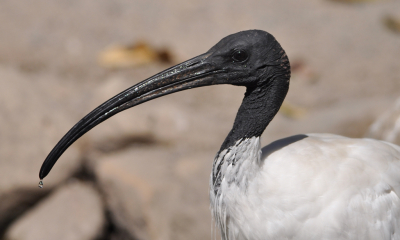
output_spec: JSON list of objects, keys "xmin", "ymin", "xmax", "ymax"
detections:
[{"xmin": 210, "ymin": 134, "xmax": 400, "ymax": 240}]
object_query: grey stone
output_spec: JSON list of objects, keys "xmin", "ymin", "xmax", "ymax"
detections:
[
  {"xmin": 4, "ymin": 182, "xmax": 104, "ymax": 240},
  {"xmin": 0, "ymin": 67, "xmax": 82, "ymax": 231},
  {"xmin": 95, "ymin": 146, "xmax": 214, "ymax": 240},
  {"xmin": 262, "ymin": 96, "xmax": 396, "ymax": 146}
]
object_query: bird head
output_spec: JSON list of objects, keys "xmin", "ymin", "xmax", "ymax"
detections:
[
  {"xmin": 205, "ymin": 30, "xmax": 290, "ymax": 87},
  {"xmin": 39, "ymin": 29, "xmax": 291, "ymax": 180}
]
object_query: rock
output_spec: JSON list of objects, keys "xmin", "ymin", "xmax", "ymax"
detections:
[
  {"xmin": 95, "ymin": 146, "xmax": 215, "ymax": 240},
  {"xmin": 261, "ymin": 96, "xmax": 396, "ymax": 145},
  {"xmin": 4, "ymin": 181, "xmax": 104, "ymax": 240},
  {"xmin": 366, "ymin": 97, "xmax": 400, "ymax": 145},
  {"xmin": 0, "ymin": 67, "xmax": 81, "ymax": 232}
]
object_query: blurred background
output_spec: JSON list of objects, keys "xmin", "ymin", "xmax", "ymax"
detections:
[{"xmin": 0, "ymin": 0, "xmax": 399, "ymax": 239}]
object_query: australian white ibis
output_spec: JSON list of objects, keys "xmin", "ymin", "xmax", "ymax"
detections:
[{"xmin": 39, "ymin": 30, "xmax": 400, "ymax": 240}]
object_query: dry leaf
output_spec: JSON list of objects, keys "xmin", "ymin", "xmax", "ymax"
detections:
[
  {"xmin": 383, "ymin": 15, "xmax": 400, "ymax": 34},
  {"xmin": 291, "ymin": 60, "xmax": 319, "ymax": 84},
  {"xmin": 98, "ymin": 41, "xmax": 173, "ymax": 69},
  {"xmin": 279, "ymin": 102, "xmax": 306, "ymax": 119}
]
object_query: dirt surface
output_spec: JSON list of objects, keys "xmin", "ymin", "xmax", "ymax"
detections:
[{"xmin": 0, "ymin": 0, "xmax": 399, "ymax": 239}]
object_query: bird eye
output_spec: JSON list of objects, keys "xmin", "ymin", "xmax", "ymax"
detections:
[{"xmin": 231, "ymin": 49, "xmax": 248, "ymax": 62}]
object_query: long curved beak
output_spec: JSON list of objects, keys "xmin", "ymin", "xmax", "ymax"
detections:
[{"xmin": 39, "ymin": 52, "xmax": 225, "ymax": 180}]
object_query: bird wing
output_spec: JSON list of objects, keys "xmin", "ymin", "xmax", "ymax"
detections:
[{"xmin": 243, "ymin": 133, "xmax": 400, "ymax": 240}]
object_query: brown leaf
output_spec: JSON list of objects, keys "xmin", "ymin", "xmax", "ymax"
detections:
[
  {"xmin": 291, "ymin": 59, "xmax": 319, "ymax": 84},
  {"xmin": 98, "ymin": 41, "xmax": 173, "ymax": 69},
  {"xmin": 279, "ymin": 102, "xmax": 306, "ymax": 119},
  {"xmin": 383, "ymin": 15, "xmax": 400, "ymax": 34}
]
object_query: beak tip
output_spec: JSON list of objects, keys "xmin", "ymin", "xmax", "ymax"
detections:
[{"xmin": 38, "ymin": 179, "xmax": 44, "ymax": 189}]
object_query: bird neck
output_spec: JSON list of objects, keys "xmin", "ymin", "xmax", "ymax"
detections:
[{"xmin": 219, "ymin": 78, "xmax": 289, "ymax": 152}]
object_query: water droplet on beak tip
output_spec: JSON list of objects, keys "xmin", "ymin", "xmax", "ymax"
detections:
[{"xmin": 38, "ymin": 180, "xmax": 44, "ymax": 189}]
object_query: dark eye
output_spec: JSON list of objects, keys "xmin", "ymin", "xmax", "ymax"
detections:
[{"xmin": 231, "ymin": 49, "xmax": 248, "ymax": 62}]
